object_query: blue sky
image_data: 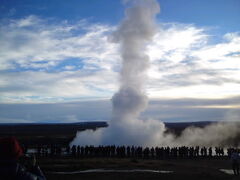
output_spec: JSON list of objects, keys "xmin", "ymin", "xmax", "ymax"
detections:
[
  {"xmin": 0, "ymin": 0, "xmax": 239, "ymax": 123},
  {"xmin": 1, "ymin": 0, "xmax": 239, "ymax": 31},
  {"xmin": 0, "ymin": 0, "xmax": 124, "ymax": 23}
]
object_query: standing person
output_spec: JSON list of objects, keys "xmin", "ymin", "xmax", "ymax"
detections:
[
  {"xmin": 0, "ymin": 137, "xmax": 46, "ymax": 180},
  {"xmin": 231, "ymin": 149, "xmax": 239, "ymax": 176}
]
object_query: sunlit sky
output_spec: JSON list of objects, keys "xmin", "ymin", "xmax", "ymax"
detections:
[{"xmin": 0, "ymin": 0, "xmax": 239, "ymax": 123}]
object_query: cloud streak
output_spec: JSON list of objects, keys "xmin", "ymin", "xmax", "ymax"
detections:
[{"xmin": 0, "ymin": 15, "xmax": 240, "ymax": 102}]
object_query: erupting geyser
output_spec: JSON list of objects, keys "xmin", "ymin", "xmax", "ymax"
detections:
[
  {"xmin": 71, "ymin": 0, "xmax": 171, "ymax": 146},
  {"xmin": 71, "ymin": 0, "xmax": 240, "ymax": 147}
]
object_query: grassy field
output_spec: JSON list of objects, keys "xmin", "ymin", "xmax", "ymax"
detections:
[{"xmin": 37, "ymin": 157, "xmax": 237, "ymax": 180}]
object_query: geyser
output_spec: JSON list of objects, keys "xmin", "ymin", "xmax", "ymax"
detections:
[
  {"xmin": 71, "ymin": 0, "xmax": 240, "ymax": 147},
  {"xmin": 71, "ymin": 0, "xmax": 171, "ymax": 147}
]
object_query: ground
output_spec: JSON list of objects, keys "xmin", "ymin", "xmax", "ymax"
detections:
[{"xmin": 37, "ymin": 157, "xmax": 238, "ymax": 180}]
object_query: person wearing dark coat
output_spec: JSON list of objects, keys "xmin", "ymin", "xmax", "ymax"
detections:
[
  {"xmin": 0, "ymin": 137, "xmax": 46, "ymax": 180},
  {"xmin": 231, "ymin": 149, "xmax": 240, "ymax": 176}
]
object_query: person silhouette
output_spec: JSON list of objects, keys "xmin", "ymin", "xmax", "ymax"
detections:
[
  {"xmin": 231, "ymin": 149, "xmax": 239, "ymax": 176},
  {"xmin": 0, "ymin": 137, "xmax": 46, "ymax": 180}
]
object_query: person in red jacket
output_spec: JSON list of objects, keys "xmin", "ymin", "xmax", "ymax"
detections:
[{"xmin": 0, "ymin": 137, "xmax": 46, "ymax": 180}]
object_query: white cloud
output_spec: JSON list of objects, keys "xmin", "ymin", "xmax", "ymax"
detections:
[
  {"xmin": 0, "ymin": 16, "xmax": 118, "ymax": 71},
  {"xmin": 0, "ymin": 70, "xmax": 118, "ymax": 103},
  {"xmin": 146, "ymin": 24, "xmax": 240, "ymax": 99},
  {"xmin": 16, "ymin": 15, "xmax": 41, "ymax": 27},
  {"xmin": 0, "ymin": 16, "xmax": 240, "ymax": 102}
]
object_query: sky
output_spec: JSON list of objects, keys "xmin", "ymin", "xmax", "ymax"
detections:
[{"xmin": 0, "ymin": 0, "xmax": 239, "ymax": 123}]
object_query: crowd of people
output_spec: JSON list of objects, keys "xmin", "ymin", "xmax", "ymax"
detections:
[
  {"xmin": 33, "ymin": 144, "xmax": 239, "ymax": 176},
  {"xmin": 32, "ymin": 144, "xmax": 238, "ymax": 160},
  {"xmin": 0, "ymin": 137, "xmax": 239, "ymax": 178}
]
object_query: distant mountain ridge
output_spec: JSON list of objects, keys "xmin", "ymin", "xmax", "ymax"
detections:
[{"xmin": 0, "ymin": 121, "xmax": 238, "ymax": 146}]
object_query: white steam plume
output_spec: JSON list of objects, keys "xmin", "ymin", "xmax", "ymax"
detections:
[
  {"xmin": 71, "ymin": 0, "xmax": 240, "ymax": 147},
  {"xmin": 174, "ymin": 122, "xmax": 240, "ymax": 147},
  {"xmin": 71, "ymin": 0, "xmax": 172, "ymax": 147},
  {"xmin": 109, "ymin": 0, "xmax": 163, "ymax": 145}
]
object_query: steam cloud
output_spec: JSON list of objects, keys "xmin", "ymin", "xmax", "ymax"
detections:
[{"xmin": 71, "ymin": 0, "xmax": 240, "ymax": 147}]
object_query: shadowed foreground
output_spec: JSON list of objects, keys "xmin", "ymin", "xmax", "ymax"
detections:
[{"xmin": 38, "ymin": 157, "xmax": 236, "ymax": 180}]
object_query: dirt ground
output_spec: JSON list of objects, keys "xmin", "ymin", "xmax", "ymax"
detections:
[{"xmin": 36, "ymin": 157, "xmax": 238, "ymax": 180}]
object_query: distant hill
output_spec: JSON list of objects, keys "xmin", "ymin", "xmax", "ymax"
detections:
[
  {"xmin": 0, "ymin": 121, "xmax": 238, "ymax": 146},
  {"xmin": 0, "ymin": 121, "xmax": 108, "ymax": 146},
  {"xmin": 165, "ymin": 121, "xmax": 240, "ymax": 136},
  {"xmin": 165, "ymin": 121, "xmax": 214, "ymax": 135},
  {"xmin": 0, "ymin": 121, "xmax": 108, "ymax": 135}
]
